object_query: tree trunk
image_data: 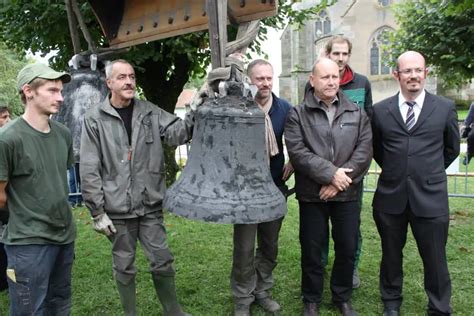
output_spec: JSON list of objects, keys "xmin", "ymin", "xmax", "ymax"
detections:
[{"xmin": 162, "ymin": 144, "xmax": 180, "ymax": 187}]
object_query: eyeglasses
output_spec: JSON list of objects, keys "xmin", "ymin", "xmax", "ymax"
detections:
[{"xmin": 397, "ymin": 68, "xmax": 425, "ymax": 75}]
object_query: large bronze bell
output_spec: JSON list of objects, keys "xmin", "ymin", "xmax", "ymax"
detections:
[
  {"xmin": 52, "ymin": 67, "xmax": 108, "ymax": 161},
  {"xmin": 164, "ymin": 84, "xmax": 287, "ymax": 224}
]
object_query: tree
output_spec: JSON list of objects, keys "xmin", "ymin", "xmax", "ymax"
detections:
[
  {"xmin": 0, "ymin": 42, "xmax": 27, "ymax": 117},
  {"xmin": 389, "ymin": 0, "xmax": 474, "ymax": 88},
  {"xmin": 0, "ymin": 0, "xmax": 328, "ymax": 183}
]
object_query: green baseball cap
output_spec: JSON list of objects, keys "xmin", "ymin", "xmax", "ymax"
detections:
[{"xmin": 17, "ymin": 63, "xmax": 71, "ymax": 92}]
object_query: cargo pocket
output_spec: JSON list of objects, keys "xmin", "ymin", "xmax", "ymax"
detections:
[
  {"xmin": 8, "ymin": 275, "xmax": 32, "ymax": 314},
  {"xmin": 142, "ymin": 116, "xmax": 154, "ymax": 144}
]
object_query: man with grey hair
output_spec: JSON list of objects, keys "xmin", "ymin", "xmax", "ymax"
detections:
[
  {"xmin": 81, "ymin": 59, "xmax": 193, "ymax": 316},
  {"xmin": 231, "ymin": 59, "xmax": 293, "ymax": 316},
  {"xmin": 286, "ymin": 58, "xmax": 372, "ymax": 316}
]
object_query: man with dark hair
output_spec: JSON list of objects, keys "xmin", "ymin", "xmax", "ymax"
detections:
[
  {"xmin": 0, "ymin": 106, "xmax": 10, "ymax": 128},
  {"xmin": 81, "ymin": 59, "xmax": 192, "ymax": 316},
  {"xmin": 0, "ymin": 63, "xmax": 75, "ymax": 315},
  {"xmin": 231, "ymin": 59, "xmax": 293, "ymax": 316},
  {"xmin": 372, "ymin": 51, "xmax": 459, "ymax": 316},
  {"xmin": 305, "ymin": 34, "xmax": 373, "ymax": 289},
  {"xmin": 286, "ymin": 58, "xmax": 372, "ymax": 316}
]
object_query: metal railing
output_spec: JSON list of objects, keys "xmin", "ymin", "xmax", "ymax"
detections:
[
  {"xmin": 69, "ymin": 146, "xmax": 474, "ymax": 199},
  {"xmin": 364, "ymin": 163, "xmax": 474, "ymax": 198}
]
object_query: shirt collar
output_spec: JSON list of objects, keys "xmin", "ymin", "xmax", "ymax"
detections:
[
  {"xmin": 313, "ymin": 93, "xmax": 339, "ymax": 107},
  {"xmin": 398, "ymin": 89, "xmax": 426, "ymax": 108}
]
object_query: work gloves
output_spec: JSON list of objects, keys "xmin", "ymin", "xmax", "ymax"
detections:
[{"xmin": 92, "ymin": 213, "xmax": 117, "ymax": 236}]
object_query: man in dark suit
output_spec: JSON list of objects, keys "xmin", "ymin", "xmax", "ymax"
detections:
[
  {"xmin": 461, "ymin": 102, "xmax": 474, "ymax": 165},
  {"xmin": 371, "ymin": 51, "xmax": 459, "ymax": 316}
]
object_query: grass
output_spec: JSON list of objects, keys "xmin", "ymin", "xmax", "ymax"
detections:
[
  {"xmin": 458, "ymin": 109, "xmax": 468, "ymax": 121},
  {"xmin": 1, "ymin": 181, "xmax": 473, "ymax": 315}
]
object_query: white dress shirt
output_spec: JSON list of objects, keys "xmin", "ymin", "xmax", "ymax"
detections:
[{"xmin": 398, "ymin": 89, "xmax": 426, "ymax": 124}]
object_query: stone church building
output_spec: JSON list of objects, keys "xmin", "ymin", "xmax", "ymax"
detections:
[{"xmin": 279, "ymin": 0, "xmax": 406, "ymax": 105}]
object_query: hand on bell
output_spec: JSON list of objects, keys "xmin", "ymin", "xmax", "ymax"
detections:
[{"xmin": 187, "ymin": 86, "xmax": 209, "ymax": 112}]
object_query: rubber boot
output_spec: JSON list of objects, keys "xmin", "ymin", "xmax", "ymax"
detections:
[
  {"xmin": 116, "ymin": 279, "xmax": 137, "ymax": 316},
  {"xmin": 151, "ymin": 274, "xmax": 190, "ymax": 316}
]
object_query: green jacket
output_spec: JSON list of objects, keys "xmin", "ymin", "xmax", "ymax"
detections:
[{"xmin": 80, "ymin": 97, "xmax": 194, "ymax": 219}]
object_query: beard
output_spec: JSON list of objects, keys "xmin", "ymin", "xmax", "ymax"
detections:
[{"xmin": 407, "ymin": 79, "xmax": 421, "ymax": 92}]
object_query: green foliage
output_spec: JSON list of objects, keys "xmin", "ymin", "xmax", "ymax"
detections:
[
  {"xmin": 390, "ymin": 0, "xmax": 474, "ymax": 88},
  {"xmin": 0, "ymin": 1, "xmax": 100, "ymax": 69},
  {"xmin": 0, "ymin": 0, "xmax": 209, "ymax": 113},
  {"xmin": 454, "ymin": 99, "xmax": 472, "ymax": 111},
  {"xmin": 0, "ymin": 0, "xmax": 326, "ymax": 107},
  {"xmin": 280, "ymin": 0, "xmax": 337, "ymax": 29},
  {"xmin": 184, "ymin": 73, "xmax": 206, "ymax": 90},
  {"xmin": 0, "ymin": 42, "xmax": 27, "ymax": 117},
  {"xmin": 248, "ymin": 0, "xmax": 333, "ymax": 58},
  {"xmin": 0, "ymin": 0, "xmax": 325, "ymax": 182}
]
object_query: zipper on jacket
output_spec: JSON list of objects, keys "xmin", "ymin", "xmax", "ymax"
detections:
[
  {"xmin": 329, "ymin": 131, "xmax": 335, "ymax": 161},
  {"xmin": 329, "ymin": 120, "xmax": 335, "ymax": 162},
  {"xmin": 128, "ymin": 147, "xmax": 132, "ymax": 161}
]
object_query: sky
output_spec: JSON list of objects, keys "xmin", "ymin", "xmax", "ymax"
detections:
[{"xmin": 250, "ymin": 27, "xmax": 283, "ymax": 95}]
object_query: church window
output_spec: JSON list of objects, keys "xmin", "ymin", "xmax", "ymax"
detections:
[
  {"xmin": 314, "ymin": 10, "xmax": 331, "ymax": 38},
  {"xmin": 369, "ymin": 27, "xmax": 394, "ymax": 75}
]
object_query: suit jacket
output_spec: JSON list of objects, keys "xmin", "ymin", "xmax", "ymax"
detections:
[
  {"xmin": 371, "ymin": 91, "xmax": 460, "ymax": 217},
  {"xmin": 464, "ymin": 102, "xmax": 474, "ymax": 126}
]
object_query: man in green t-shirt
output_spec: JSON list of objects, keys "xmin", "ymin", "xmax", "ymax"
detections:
[{"xmin": 0, "ymin": 63, "xmax": 75, "ymax": 315}]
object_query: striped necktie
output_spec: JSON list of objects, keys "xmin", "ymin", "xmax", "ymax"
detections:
[{"xmin": 405, "ymin": 101, "xmax": 416, "ymax": 130}]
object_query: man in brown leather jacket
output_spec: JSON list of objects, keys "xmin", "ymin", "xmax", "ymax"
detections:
[{"xmin": 285, "ymin": 58, "xmax": 372, "ymax": 316}]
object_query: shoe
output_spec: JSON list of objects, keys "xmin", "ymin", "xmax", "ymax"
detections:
[
  {"xmin": 234, "ymin": 303, "xmax": 250, "ymax": 316},
  {"xmin": 303, "ymin": 302, "xmax": 319, "ymax": 316},
  {"xmin": 352, "ymin": 269, "xmax": 360, "ymax": 289},
  {"xmin": 335, "ymin": 301, "xmax": 357, "ymax": 316},
  {"xmin": 256, "ymin": 297, "xmax": 281, "ymax": 313},
  {"xmin": 382, "ymin": 307, "xmax": 400, "ymax": 316}
]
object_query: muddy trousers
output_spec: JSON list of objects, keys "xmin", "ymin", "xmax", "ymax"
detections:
[{"xmin": 108, "ymin": 211, "xmax": 186, "ymax": 316}]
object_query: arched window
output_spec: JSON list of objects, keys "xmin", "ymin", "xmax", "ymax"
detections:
[
  {"xmin": 314, "ymin": 10, "xmax": 331, "ymax": 38},
  {"xmin": 369, "ymin": 27, "xmax": 394, "ymax": 75},
  {"xmin": 378, "ymin": 0, "xmax": 391, "ymax": 6}
]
